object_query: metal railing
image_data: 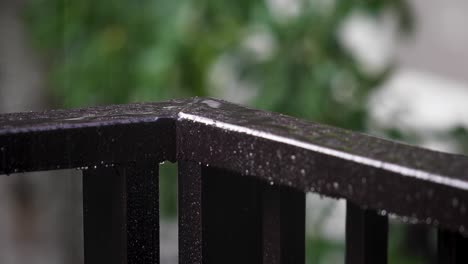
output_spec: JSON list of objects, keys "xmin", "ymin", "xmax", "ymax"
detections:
[{"xmin": 1, "ymin": 97, "xmax": 467, "ymax": 263}]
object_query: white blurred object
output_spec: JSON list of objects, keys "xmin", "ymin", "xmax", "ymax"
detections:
[
  {"xmin": 208, "ymin": 54, "xmax": 258, "ymax": 104},
  {"xmin": 369, "ymin": 68, "xmax": 468, "ymax": 153},
  {"xmin": 369, "ymin": 69, "xmax": 468, "ymax": 133},
  {"xmin": 266, "ymin": 0, "xmax": 302, "ymax": 22},
  {"xmin": 241, "ymin": 26, "xmax": 277, "ymax": 62},
  {"xmin": 398, "ymin": 0, "xmax": 468, "ymax": 83},
  {"xmin": 338, "ymin": 10, "xmax": 398, "ymax": 75}
]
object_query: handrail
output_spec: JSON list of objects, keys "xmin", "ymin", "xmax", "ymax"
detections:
[{"xmin": 1, "ymin": 97, "xmax": 467, "ymax": 263}]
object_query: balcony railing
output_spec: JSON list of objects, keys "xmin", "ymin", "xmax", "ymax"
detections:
[{"xmin": 1, "ymin": 97, "xmax": 467, "ymax": 263}]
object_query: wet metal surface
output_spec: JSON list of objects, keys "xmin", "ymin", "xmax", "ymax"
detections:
[{"xmin": 1, "ymin": 97, "xmax": 468, "ymax": 263}]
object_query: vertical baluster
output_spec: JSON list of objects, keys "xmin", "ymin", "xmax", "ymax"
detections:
[
  {"xmin": 438, "ymin": 229, "xmax": 468, "ymax": 263},
  {"xmin": 178, "ymin": 162, "xmax": 262, "ymax": 264},
  {"xmin": 83, "ymin": 161, "xmax": 159, "ymax": 264},
  {"xmin": 178, "ymin": 161, "xmax": 203, "ymax": 264},
  {"xmin": 262, "ymin": 185, "xmax": 305, "ymax": 264},
  {"xmin": 345, "ymin": 201, "xmax": 388, "ymax": 264},
  {"xmin": 178, "ymin": 161, "xmax": 305, "ymax": 264}
]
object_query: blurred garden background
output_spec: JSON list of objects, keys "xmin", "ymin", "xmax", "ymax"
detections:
[{"xmin": 1, "ymin": 0, "xmax": 468, "ymax": 263}]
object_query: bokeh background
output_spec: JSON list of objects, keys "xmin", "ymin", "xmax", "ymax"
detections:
[{"xmin": 1, "ymin": 0, "xmax": 468, "ymax": 263}]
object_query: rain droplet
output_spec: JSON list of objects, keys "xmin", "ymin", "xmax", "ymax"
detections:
[
  {"xmin": 290, "ymin": 155, "xmax": 296, "ymax": 161},
  {"xmin": 333, "ymin": 182, "xmax": 339, "ymax": 189},
  {"xmin": 300, "ymin": 169, "xmax": 306, "ymax": 176},
  {"xmin": 361, "ymin": 177, "xmax": 367, "ymax": 184},
  {"xmin": 452, "ymin": 198, "xmax": 459, "ymax": 208},
  {"xmin": 269, "ymin": 181, "xmax": 274, "ymax": 186}
]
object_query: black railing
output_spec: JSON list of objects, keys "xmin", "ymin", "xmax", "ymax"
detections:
[{"xmin": 1, "ymin": 97, "xmax": 467, "ymax": 264}]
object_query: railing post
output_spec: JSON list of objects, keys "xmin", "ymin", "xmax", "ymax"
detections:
[
  {"xmin": 83, "ymin": 161, "xmax": 159, "ymax": 264},
  {"xmin": 178, "ymin": 161, "xmax": 305, "ymax": 264},
  {"xmin": 178, "ymin": 161, "xmax": 203, "ymax": 264},
  {"xmin": 262, "ymin": 185, "xmax": 305, "ymax": 264},
  {"xmin": 345, "ymin": 201, "xmax": 388, "ymax": 264},
  {"xmin": 438, "ymin": 229, "xmax": 468, "ymax": 263}
]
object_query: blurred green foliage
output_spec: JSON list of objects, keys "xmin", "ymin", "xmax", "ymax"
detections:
[{"xmin": 26, "ymin": 0, "xmax": 411, "ymax": 131}]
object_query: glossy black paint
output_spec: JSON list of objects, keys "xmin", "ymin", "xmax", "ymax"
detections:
[
  {"xmin": 178, "ymin": 162, "xmax": 304, "ymax": 264},
  {"xmin": 1, "ymin": 97, "xmax": 468, "ymax": 263},
  {"xmin": 438, "ymin": 229, "xmax": 468, "ymax": 264},
  {"xmin": 346, "ymin": 201, "xmax": 388, "ymax": 264}
]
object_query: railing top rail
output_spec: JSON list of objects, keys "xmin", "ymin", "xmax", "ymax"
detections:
[{"xmin": 1, "ymin": 97, "xmax": 468, "ymax": 233}]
